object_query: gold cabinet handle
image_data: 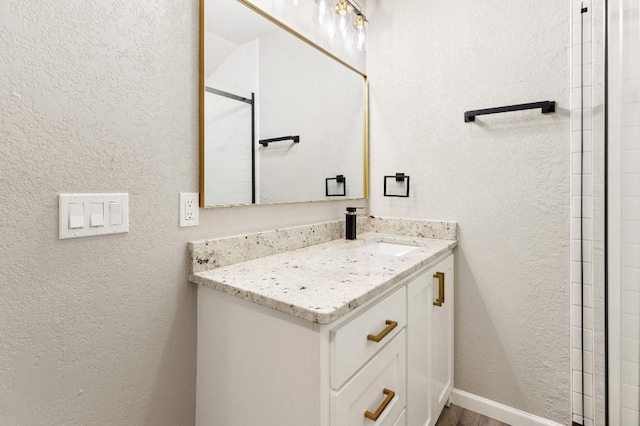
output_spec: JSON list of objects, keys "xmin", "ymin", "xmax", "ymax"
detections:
[
  {"xmin": 364, "ymin": 388, "xmax": 395, "ymax": 421},
  {"xmin": 367, "ymin": 320, "xmax": 398, "ymax": 343},
  {"xmin": 433, "ymin": 272, "xmax": 445, "ymax": 307}
]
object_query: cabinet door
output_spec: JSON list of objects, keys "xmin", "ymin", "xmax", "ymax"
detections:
[
  {"xmin": 430, "ymin": 254, "xmax": 454, "ymax": 420},
  {"xmin": 407, "ymin": 270, "xmax": 432, "ymax": 426}
]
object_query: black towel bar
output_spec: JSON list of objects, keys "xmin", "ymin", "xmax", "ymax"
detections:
[
  {"xmin": 464, "ymin": 101, "xmax": 556, "ymax": 122},
  {"xmin": 259, "ymin": 135, "xmax": 300, "ymax": 147}
]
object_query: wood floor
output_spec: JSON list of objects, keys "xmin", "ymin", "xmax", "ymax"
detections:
[{"xmin": 435, "ymin": 404, "xmax": 510, "ymax": 426}]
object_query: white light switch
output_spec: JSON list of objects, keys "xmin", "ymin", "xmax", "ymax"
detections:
[
  {"xmin": 59, "ymin": 193, "xmax": 129, "ymax": 239},
  {"xmin": 68, "ymin": 203, "xmax": 84, "ymax": 229},
  {"xmin": 90, "ymin": 203, "xmax": 105, "ymax": 227},
  {"xmin": 109, "ymin": 201, "xmax": 123, "ymax": 226}
]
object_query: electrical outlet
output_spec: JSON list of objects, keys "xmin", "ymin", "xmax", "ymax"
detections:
[
  {"xmin": 179, "ymin": 193, "xmax": 199, "ymax": 227},
  {"xmin": 185, "ymin": 198, "xmax": 195, "ymax": 220}
]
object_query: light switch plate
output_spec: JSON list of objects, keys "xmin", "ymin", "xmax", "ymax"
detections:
[
  {"xmin": 59, "ymin": 193, "xmax": 129, "ymax": 239},
  {"xmin": 179, "ymin": 193, "xmax": 199, "ymax": 227}
]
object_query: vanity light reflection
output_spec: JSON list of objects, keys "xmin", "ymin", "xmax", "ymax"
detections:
[{"xmin": 307, "ymin": 0, "xmax": 368, "ymax": 51}]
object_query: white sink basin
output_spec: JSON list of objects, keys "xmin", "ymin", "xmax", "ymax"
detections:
[{"xmin": 355, "ymin": 241, "xmax": 418, "ymax": 257}]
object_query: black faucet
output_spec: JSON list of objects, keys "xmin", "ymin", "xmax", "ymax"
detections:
[{"xmin": 345, "ymin": 207, "xmax": 364, "ymax": 240}]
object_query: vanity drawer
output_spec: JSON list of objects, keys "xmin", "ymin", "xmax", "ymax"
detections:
[
  {"xmin": 331, "ymin": 329, "xmax": 406, "ymax": 426},
  {"xmin": 331, "ymin": 287, "xmax": 406, "ymax": 389},
  {"xmin": 393, "ymin": 410, "xmax": 406, "ymax": 426}
]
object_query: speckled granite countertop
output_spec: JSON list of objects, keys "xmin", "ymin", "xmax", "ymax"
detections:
[{"xmin": 189, "ymin": 231, "xmax": 457, "ymax": 324}]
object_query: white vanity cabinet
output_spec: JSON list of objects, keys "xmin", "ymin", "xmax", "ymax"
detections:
[
  {"xmin": 407, "ymin": 253, "xmax": 454, "ymax": 426},
  {"xmin": 196, "ymin": 251, "xmax": 454, "ymax": 426},
  {"xmin": 429, "ymin": 254, "xmax": 454, "ymax": 421}
]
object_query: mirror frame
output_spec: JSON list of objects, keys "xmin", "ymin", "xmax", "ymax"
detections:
[{"xmin": 199, "ymin": 0, "xmax": 369, "ymax": 208}]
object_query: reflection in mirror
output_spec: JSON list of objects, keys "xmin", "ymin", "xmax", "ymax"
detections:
[{"xmin": 201, "ymin": 0, "xmax": 367, "ymax": 207}]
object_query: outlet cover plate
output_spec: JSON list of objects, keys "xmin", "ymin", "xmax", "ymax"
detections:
[{"xmin": 179, "ymin": 193, "xmax": 199, "ymax": 227}]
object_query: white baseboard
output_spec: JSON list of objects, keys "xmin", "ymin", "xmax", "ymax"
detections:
[{"xmin": 450, "ymin": 389, "xmax": 565, "ymax": 426}]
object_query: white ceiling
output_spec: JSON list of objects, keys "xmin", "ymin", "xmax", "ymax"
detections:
[{"xmin": 205, "ymin": 0, "xmax": 276, "ymax": 45}]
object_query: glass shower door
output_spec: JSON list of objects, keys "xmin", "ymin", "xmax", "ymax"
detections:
[{"xmin": 607, "ymin": 0, "xmax": 640, "ymax": 423}]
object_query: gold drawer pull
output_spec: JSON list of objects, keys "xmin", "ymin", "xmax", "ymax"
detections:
[
  {"xmin": 367, "ymin": 320, "xmax": 398, "ymax": 343},
  {"xmin": 433, "ymin": 272, "xmax": 445, "ymax": 307},
  {"xmin": 364, "ymin": 388, "xmax": 395, "ymax": 421}
]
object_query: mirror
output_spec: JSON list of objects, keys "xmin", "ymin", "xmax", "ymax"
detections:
[{"xmin": 200, "ymin": 0, "xmax": 368, "ymax": 207}]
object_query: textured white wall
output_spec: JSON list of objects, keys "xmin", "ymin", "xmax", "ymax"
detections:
[
  {"xmin": 366, "ymin": 0, "xmax": 571, "ymax": 422},
  {"xmin": 0, "ymin": 0, "xmax": 359, "ymax": 423}
]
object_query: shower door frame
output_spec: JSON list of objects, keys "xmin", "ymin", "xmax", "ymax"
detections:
[{"xmin": 205, "ymin": 86, "xmax": 257, "ymax": 205}]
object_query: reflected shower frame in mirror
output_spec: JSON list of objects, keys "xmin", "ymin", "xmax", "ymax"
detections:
[{"xmin": 199, "ymin": 0, "xmax": 369, "ymax": 208}]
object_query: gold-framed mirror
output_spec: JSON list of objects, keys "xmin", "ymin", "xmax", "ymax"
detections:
[{"xmin": 200, "ymin": 0, "xmax": 369, "ymax": 207}]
